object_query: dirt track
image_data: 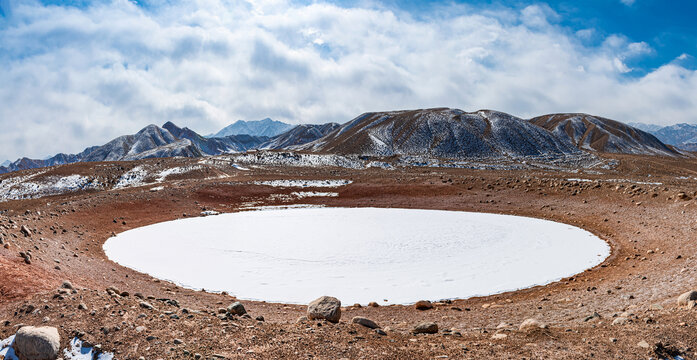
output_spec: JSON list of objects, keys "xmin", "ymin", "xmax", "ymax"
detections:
[{"xmin": 1, "ymin": 155, "xmax": 697, "ymax": 359}]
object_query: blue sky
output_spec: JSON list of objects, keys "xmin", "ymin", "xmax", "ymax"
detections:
[{"xmin": 0, "ymin": 0, "xmax": 696, "ymax": 161}]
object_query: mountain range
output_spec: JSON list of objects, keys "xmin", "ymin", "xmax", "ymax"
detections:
[
  {"xmin": 625, "ymin": 122, "xmax": 697, "ymax": 151},
  {"xmin": 0, "ymin": 110, "xmax": 687, "ymax": 174}
]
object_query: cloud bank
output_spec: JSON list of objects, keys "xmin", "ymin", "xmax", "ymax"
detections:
[{"xmin": 0, "ymin": 0, "xmax": 695, "ymax": 160}]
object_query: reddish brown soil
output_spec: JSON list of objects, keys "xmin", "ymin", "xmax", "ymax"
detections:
[{"xmin": 1, "ymin": 155, "xmax": 697, "ymax": 359}]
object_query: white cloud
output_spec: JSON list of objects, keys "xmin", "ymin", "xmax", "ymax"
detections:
[
  {"xmin": 0, "ymin": 0, "xmax": 695, "ymax": 160},
  {"xmin": 620, "ymin": 0, "xmax": 636, "ymax": 6}
]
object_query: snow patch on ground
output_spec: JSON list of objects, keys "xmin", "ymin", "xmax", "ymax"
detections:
[
  {"xmin": 291, "ymin": 191, "xmax": 339, "ymax": 198},
  {"xmin": 104, "ymin": 208, "xmax": 609, "ymax": 305},
  {"xmin": 113, "ymin": 166, "xmax": 148, "ymax": 189},
  {"xmin": 252, "ymin": 179, "xmax": 352, "ymax": 188},
  {"xmin": 63, "ymin": 337, "xmax": 114, "ymax": 360},
  {"xmin": 155, "ymin": 166, "xmax": 201, "ymax": 182},
  {"xmin": 0, "ymin": 174, "xmax": 100, "ymax": 202}
]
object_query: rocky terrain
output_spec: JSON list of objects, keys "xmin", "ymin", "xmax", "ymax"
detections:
[{"xmin": 0, "ymin": 150, "xmax": 697, "ymax": 358}]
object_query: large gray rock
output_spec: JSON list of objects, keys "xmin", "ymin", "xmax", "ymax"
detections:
[
  {"xmin": 13, "ymin": 326, "xmax": 60, "ymax": 360},
  {"xmin": 227, "ymin": 301, "xmax": 247, "ymax": 316},
  {"xmin": 307, "ymin": 296, "xmax": 341, "ymax": 323}
]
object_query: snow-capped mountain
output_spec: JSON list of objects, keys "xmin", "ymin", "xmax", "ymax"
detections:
[
  {"xmin": 163, "ymin": 122, "xmax": 268, "ymax": 155},
  {"xmin": 651, "ymin": 123, "xmax": 697, "ymax": 151},
  {"xmin": 0, "ymin": 160, "xmax": 10, "ymax": 167},
  {"xmin": 627, "ymin": 122, "xmax": 663, "ymax": 133},
  {"xmin": 210, "ymin": 118, "xmax": 293, "ymax": 137},
  {"xmin": 529, "ymin": 114, "xmax": 680, "ymax": 156},
  {"xmin": 261, "ymin": 123, "xmax": 340, "ymax": 149},
  {"xmin": 300, "ymin": 108, "xmax": 582, "ymax": 158}
]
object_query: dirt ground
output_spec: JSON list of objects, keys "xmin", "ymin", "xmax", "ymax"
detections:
[{"xmin": 1, "ymin": 154, "xmax": 697, "ymax": 359}]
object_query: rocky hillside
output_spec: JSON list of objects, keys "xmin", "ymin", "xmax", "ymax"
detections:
[
  {"xmin": 261, "ymin": 123, "xmax": 340, "ymax": 150},
  {"xmin": 300, "ymin": 108, "xmax": 582, "ymax": 158},
  {"xmin": 529, "ymin": 114, "xmax": 681, "ymax": 156}
]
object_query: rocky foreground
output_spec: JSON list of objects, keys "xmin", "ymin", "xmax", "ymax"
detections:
[{"xmin": 1, "ymin": 153, "xmax": 697, "ymax": 359}]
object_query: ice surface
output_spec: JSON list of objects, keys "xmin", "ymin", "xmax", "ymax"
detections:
[{"xmin": 104, "ymin": 208, "xmax": 609, "ymax": 305}]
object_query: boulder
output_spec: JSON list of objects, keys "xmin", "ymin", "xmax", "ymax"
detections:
[
  {"xmin": 412, "ymin": 322, "xmax": 438, "ymax": 334},
  {"xmin": 307, "ymin": 296, "xmax": 341, "ymax": 323},
  {"xmin": 519, "ymin": 319, "xmax": 547, "ymax": 332},
  {"xmin": 13, "ymin": 326, "xmax": 60, "ymax": 360},
  {"xmin": 677, "ymin": 290, "xmax": 697, "ymax": 306},
  {"xmin": 414, "ymin": 300, "xmax": 433, "ymax": 310},
  {"xmin": 352, "ymin": 316, "xmax": 379, "ymax": 329},
  {"xmin": 227, "ymin": 302, "xmax": 247, "ymax": 316}
]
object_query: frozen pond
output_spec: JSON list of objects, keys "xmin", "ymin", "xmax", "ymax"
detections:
[{"xmin": 103, "ymin": 207, "xmax": 609, "ymax": 305}]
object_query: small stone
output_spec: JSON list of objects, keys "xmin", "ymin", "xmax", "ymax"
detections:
[
  {"xmin": 677, "ymin": 290, "xmax": 697, "ymax": 306},
  {"xmin": 414, "ymin": 300, "xmax": 433, "ymax": 310},
  {"xmin": 374, "ymin": 329, "xmax": 387, "ymax": 336},
  {"xmin": 612, "ymin": 317, "xmax": 628, "ymax": 326},
  {"xmin": 412, "ymin": 322, "xmax": 438, "ymax": 334},
  {"xmin": 255, "ymin": 315, "xmax": 265, "ymax": 322},
  {"xmin": 637, "ymin": 340, "xmax": 650, "ymax": 349},
  {"xmin": 519, "ymin": 319, "xmax": 547, "ymax": 332},
  {"xmin": 368, "ymin": 302, "xmax": 379, "ymax": 307},
  {"xmin": 173, "ymin": 338, "xmax": 183, "ymax": 345},
  {"xmin": 139, "ymin": 301, "xmax": 154, "ymax": 310},
  {"xmin": 60, "ymin": 281, "xmax": 74, "ymax": 290},
  {"xmin": 491, "ymin": 333, "xmax": 508, "ymax": 340},
  {"xmin": 20, "ymin": 225, "xmax": 32, "ymax": 237},
  {"xmin": 352, "ymin": 316, "xmax": 379, "ymax": 329}
]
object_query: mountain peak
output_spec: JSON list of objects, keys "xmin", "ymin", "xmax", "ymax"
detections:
[{"xmin": 211, "ymin": 118, "xmax": 293, "ymax": 137}]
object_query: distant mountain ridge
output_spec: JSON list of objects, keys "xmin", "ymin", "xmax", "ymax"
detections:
[
  {"xmin": 0, "ymin": 120, "xmax": 330, "ymax": 174},
  {"xmin": 210, "ymin": 118, "xmax": 293, "ymax": 137},
  {"xmin": 0, "ymin": 109, "xmax": 686, "ymax": 174},
  {"xmin": 623, "ymin": 122, "xmax": 697, "ymax": 152}
]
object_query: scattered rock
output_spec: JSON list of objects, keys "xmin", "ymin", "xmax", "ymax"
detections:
[
  {"xmin": 412, "ymin": 322, "xmax": 438, "ymax": 334},
  {"xmin": 307, "ymin": 296, "xmax": 341, "ymax": 323},
  {"xmin": 226, "ymin": 302, "xmax": 247, "ymax": 316},
  {"xmin": 13, "ymin": 326, "xmax": 60, "ymax": 360},
  {"xmin": 139, "ymin": 301, "xmax": 154, "ymax": 310},
  {"xmin": 491, "ymin": 333, "xmax": 508, "ymax": 340},
  {"xmin": 20, "ymin": 225, "xmax": 32, "ymax": 237},
  {"xmin": 612, "ymin": 317, "xmax": 628, "ymax": 326},
  {"xmin": 414, "ymin": 300, "xmax": 433, "ymax": 310},
  {"xmin": 368, "ymin": 302, "xmax": 379, "ymax": 307},
  {"xmin": 519, "ymin": 319, "xmax": 547, "ymax": 333},
  {"xmin": 677, "ymin": 290, "xmax": 697, "ymax": 306},
  {"xmin": 352, "ymin": 316, "xmax": 379, "ymax": 329},
  {"xmin": 60, "ymin": 280, "xmax": 73, "ymax": 290},
  {"xmin": 637, "ymin": 340, "xmax": 650, "ymax": 349}
]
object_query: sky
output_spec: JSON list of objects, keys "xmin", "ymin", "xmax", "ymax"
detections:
[{"xmin": 0, "ymin": 0, "xmax": 696, "ymax": 161}]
